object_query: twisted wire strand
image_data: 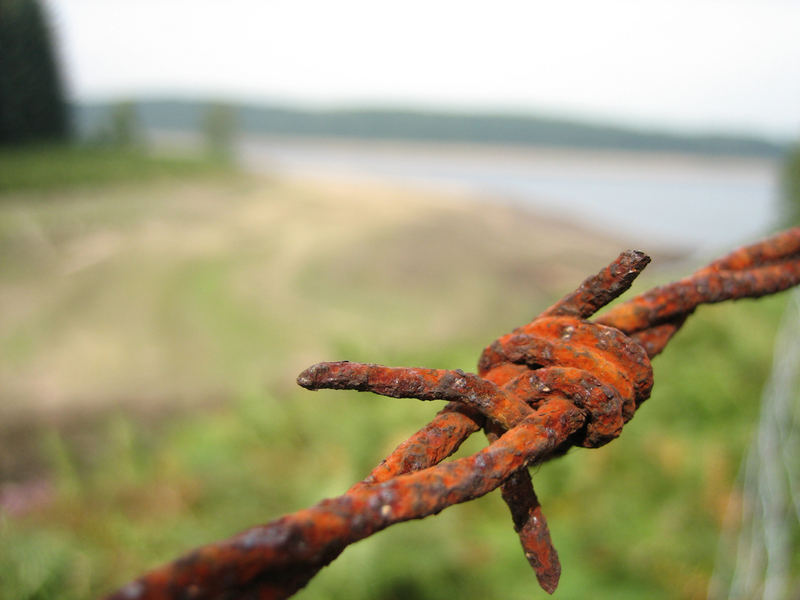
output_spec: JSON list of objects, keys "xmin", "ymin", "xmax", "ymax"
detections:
[
  {"xmin": 106, "ymin": 227, "xmax": 800, "ymax": 600},
  {"xmin": 597, "ymin": 228, "xmax": 800, "ymax": 355}
]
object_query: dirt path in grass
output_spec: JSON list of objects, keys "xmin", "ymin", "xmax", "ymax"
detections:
[{"xmin": 0, "ymin": 172, "xmax": 682, "ymax": 432}]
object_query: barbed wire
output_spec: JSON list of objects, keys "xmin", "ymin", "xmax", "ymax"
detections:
[{"xmin": 106, "ymin": 227, "xmax": 800, "ymax": 600}]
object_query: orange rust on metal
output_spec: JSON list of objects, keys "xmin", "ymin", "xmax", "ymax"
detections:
[
  {"xmin": 597, "ymin": 227, "xmax": 800, "ymax": 356},
  {"xmin": 496, "ymin": 465, "xmax": 561, "ymax": 593},
  {"xmin": 106, "ymin": 228, "xmax": 800, "ymax": 600}
]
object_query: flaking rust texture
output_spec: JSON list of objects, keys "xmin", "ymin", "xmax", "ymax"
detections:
[{"xmin": 107, "ymin": 227, "xmax": 800, "ymax": 600}]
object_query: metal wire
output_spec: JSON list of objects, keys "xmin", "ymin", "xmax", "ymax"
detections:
[
  {"xmin": 106, "ymin": 227, "xmax": 800, "ymax": 600},
  {"xmin": 708, "ymin": 288, "xmax": 800, "ymax": 600}
]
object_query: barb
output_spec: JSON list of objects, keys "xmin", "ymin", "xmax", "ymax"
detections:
[
  {"xmin": 106, "ymin": 228, "xmax": 800, "ymax": 600},
  {"xmin": 596, "ymin": 227, "xmax": 800, "ymax": 356}
]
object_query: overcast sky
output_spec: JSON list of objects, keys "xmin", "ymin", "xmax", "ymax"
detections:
[{"xmin": 45, "ymin": 0, "xmax": 800, "ymax": 140}]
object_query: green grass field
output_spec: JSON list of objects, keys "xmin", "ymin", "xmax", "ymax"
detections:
[
  {"xmin": 0, "ymin": 144, "xmax": 229, "ymax": 193},
  {"xmin": 0, "ymin": 145, "xmax": 792, "ymax": 599}
]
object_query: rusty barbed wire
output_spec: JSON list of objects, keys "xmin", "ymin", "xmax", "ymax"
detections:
[{"xmin": 106, "ymin": 227, "xmax": 800, "ymax": 600}]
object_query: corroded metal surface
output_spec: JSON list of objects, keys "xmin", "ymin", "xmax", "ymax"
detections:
[{"xmin": 106, "ymin": 228, "xmax": 800, "ymax": 600}]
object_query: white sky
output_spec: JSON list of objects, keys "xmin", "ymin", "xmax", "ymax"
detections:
[{"xmin": 45, "ymin": 0, "xmax": 800, "ymax": 140}]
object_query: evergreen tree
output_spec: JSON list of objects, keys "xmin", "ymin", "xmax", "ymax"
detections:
[
  {"xmin": 109, "ymin": 101, "xmax": 139, "ymax": 147},
  {"xmin": 203, "ymin": 102, "xmax": 236, "ymax": 161},
  {"xmin": 0, "ymin": 0, "xmax": 68, "ymax": 144}
]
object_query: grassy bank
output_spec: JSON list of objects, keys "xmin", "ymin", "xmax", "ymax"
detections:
[
  {"xmin": 0, "ymin": 148, "xmax": 790, "ymax": 599},
  {"xmin": 0, "ymin": 144, "xmax": 229, "ymax": 193}
]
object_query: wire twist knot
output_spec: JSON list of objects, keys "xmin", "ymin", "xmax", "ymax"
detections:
[{"xmin": 479, "ymin": 315, "xmax": 653, "ymax": 448}]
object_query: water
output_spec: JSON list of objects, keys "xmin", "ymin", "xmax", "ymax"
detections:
[{"xmin": 239, "ymin": 137, "xmax": 783, "ymax": 255}]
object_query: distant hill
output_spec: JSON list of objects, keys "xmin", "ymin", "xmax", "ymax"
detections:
[{"xmin": 72, "ymin": 99, "xmax": 787, "ymax": 158}]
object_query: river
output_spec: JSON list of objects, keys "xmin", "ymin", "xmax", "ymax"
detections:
[{"xmin": 237, "ymin": 137, "xmax": 783, "ymax": 255}]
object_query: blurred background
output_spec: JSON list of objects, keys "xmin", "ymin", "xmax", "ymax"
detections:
[{"xmin": 1, "ymin": 1, "xmax": 800, "ymax": 598}]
